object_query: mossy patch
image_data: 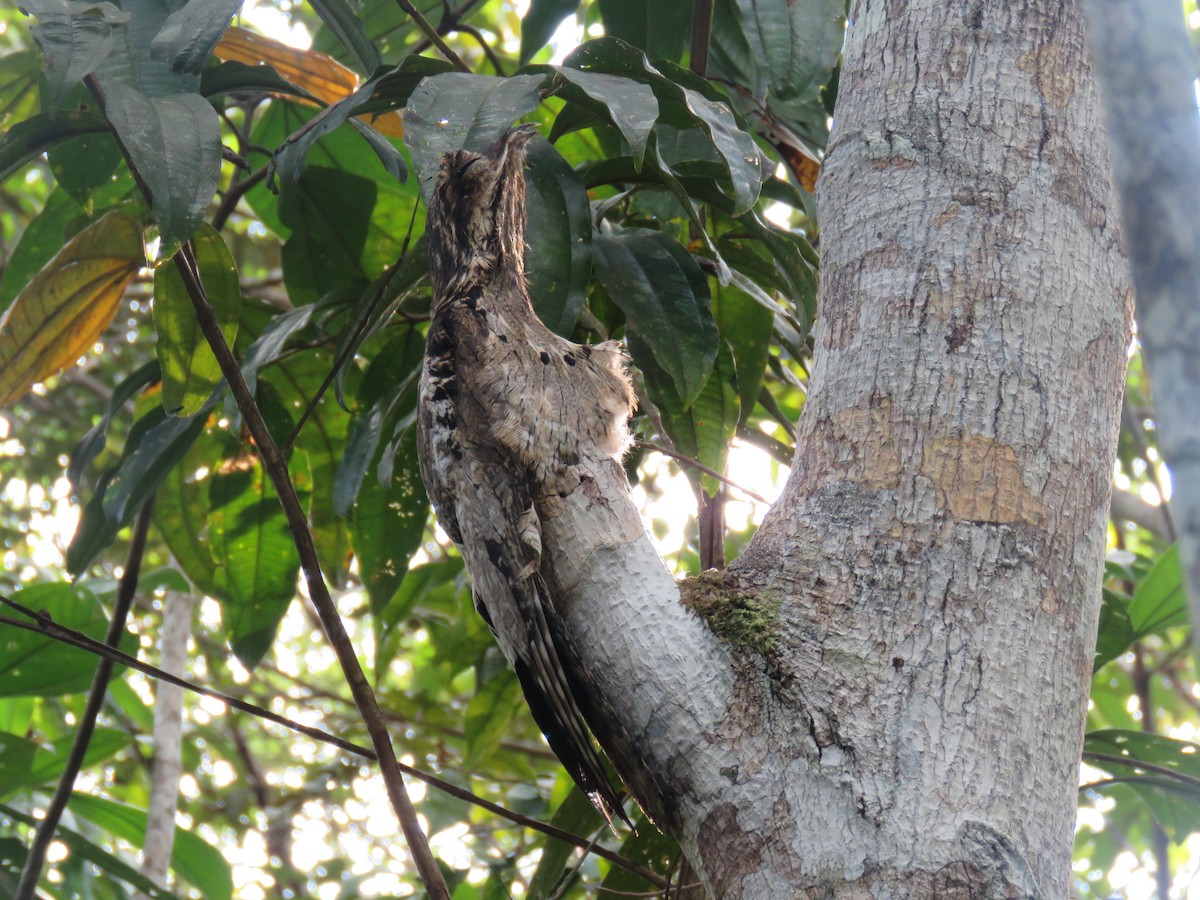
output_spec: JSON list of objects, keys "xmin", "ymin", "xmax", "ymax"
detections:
[{"xmin": 679, "ymin": 571, "xmax": 782, "ymax": 656}]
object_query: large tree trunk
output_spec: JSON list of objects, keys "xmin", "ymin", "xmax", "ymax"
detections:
[{"xmin": 555, "ymin": 0, "xmax": 1132, "ymax": 896}]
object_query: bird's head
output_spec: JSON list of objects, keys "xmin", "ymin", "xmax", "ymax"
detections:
[{"xmin": 426, "ymin": 125, "xmax": 536, "ymax": 301}]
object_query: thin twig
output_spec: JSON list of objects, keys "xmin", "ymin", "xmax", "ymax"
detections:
[
  {"xmin": 14, "ymin": 500, "xmax": 156, "ymax": 900},
  {"xmin": 0, "ymin": 596, "xmax": 667, "ymax": 888},
  {"xmin": 635, "ymin": 439, "xmax": 770, "ymax": 505},
  {"xmin": 212, "ymin": 165, "xmax": 268, "ymax": 232},
  {"xmin": 1082, "ymin": 750, "xmax": 1200, "ymax": 790},
  {"xmin": 394, "ymin": 0, "xmax": 470, "ymax": 72}
]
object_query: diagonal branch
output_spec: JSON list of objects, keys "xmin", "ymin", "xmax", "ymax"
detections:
[{"xmin": 0, "ymin": 595, "xmax": 668, "ymax": 888}]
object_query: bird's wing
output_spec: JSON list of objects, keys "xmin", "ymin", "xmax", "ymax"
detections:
[{"xmin": 448, "ymin": 448, "xmax": 631, "ymax": 829}]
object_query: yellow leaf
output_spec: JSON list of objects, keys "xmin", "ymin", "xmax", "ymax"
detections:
[
  {"xmin": 0, "ymin": 212, "xmax": 144, "ymax": 410},
  {"xmin": 214, "ymin": 27, "xmax": 405, "ymax": 139}
]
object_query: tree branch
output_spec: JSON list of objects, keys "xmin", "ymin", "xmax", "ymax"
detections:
[
  {"xmin": 0, "ymin": 596, "xmax": 667, "ymax": 888},
  {"xmin": 14, "ymin": 499, "xmax": 155, "ymax": 900},
  {"xmin": 394, "ymin": 0, "xmax": 470, "ymax": 72}
]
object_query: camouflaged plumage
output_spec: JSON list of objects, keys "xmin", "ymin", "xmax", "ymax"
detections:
[{"xmin": 416, "ymin": 126, "xmax": 635, "ymax": 827}]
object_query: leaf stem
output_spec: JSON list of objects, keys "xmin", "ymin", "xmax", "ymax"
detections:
[{"xmin": 393, "ymin": 0, "xmax": 471, "ymax": 72}]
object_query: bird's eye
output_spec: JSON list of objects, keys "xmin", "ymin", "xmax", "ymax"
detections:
[{"xmin": 458, "ymin": 157, "xmax": 482, "ymax": 176}]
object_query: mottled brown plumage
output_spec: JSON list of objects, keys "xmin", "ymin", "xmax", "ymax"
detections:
[{"xmin": 416, "ymin": 126, "xmax": 635, "ymax": 827}]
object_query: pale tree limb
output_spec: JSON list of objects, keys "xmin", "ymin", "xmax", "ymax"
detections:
[
  {"xmin": 138, "ymin": 589, "xmax": 195, "ymax": 898},
  {"xmin": 1083, "ymin": 0, "xmax": 1200, "ymax": 660}
]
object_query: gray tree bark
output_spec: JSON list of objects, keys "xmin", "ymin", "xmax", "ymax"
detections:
[{"xmin": 553, "ymin": 0, "xmax": 1132, "ymax": 896}]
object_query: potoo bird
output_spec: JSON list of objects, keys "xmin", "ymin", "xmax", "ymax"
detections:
[{"xmin": 416, "ymin": 126, "xmax": 636, "ymax": 827}]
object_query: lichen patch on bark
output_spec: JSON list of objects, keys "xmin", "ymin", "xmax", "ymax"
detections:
[{"xmin": 679, "ymin": 571, "xmax": 783, "ymax": 657}]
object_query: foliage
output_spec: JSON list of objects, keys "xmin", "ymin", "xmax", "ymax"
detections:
[{"xmin": 0, "ymin": 1, "xmax": 1194, "ymax": 897}]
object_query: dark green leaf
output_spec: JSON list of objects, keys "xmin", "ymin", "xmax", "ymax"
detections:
[
  {"xmin": 154, "ymin": 224, "xmax": 241, "ymax": 416},
  {"xmin": 279, "ymin": 165, "xmax": 376, "ymax": 305},
  {"xmin": 22, "ymin": 0, "xmax": 130, "ymax": 109},
  {"xmin": 599, "ymin": 810, "xmax": 680, "ymax": 895},
  {"xmin": 1094, "ymin": 588, "xmax": 1134, "ymax": 670},
  {"xmin": 524, "ymin": 138, "xmax": 592, "ymax": 335},
  {"xmin": 0, "ymin": 583, "xmax": 127, "ymax": 696},
  {"xmin": 68, "ymin": 359, "xmax": 161, "ymax": 486},
  {"xmin": 150, "ymin": 0, "xmax": 240, "ymax": 75},
  {"xmin": 209, "ymin": 436, "xmax": 301, "ymax": 670},
  {"xmin": 527, "ymin": 786, "xmax": 604, "ymax": 898},
  {"xmin": 0, "ymin": 733, "xmax": 38, "ymax": 799},
  {"xmin": 550, "ymin": 67, "xmax": 659, "ymax": 167},
  {"xmin": 734, "ymin": 0, "xmax": 845, "ymax": 103},
  {"xmin": 308, "ymin": 0, "xmax": 383, "ymax": 74},
  {"xmin": 0, "ymin": 188, "xmax": 82, "ymax": 311},
  {"xmin": 27, "ymin": 727, "xmax": 132, "ymax": 784},
  {"xmin": 0, "ymin": 107, "xmax": 110, "ymax": 183},
  {"xmin": 47, "ymin": 127, "xmax": 126, "ymax": 209},
  {"xmin": 102, "ymin": 85, "xmax": 221, "ymax": 256},
  {"xmin": 464, "ymin": 669, "xmax": 526, "ymax": 769},
  {"xmin": 0, "ymin": 49, "xmax": 43, "ymax": 130},
  {"xmin": 593, "ymin": 229, "xmax": 718, "ymax": 405},
  {"xmin": 520, "ymin": 0, "xmax": 580, "ymax": 66},
  {"xmin": 198, "ymin": 59, "xmax": 317, "ymax": 101},
  {"xmin": 596, "ymin": 0, "xmax": 691, "ymax": 63},
  {"xmin": 640, "ymin": 339, "xmax": 740, "ymax": 495},
  {"xmin": 153, "ymin": 418, "xmax": 225, "ymax": 597},
  {"xmin": 714, "ymin": 281, "xmax": 773, "ymax": 419},
  {"xmin": 68, "ymin": 793, "xmax": 232, "ymax": 900},
  {"xmin": 351, "ymin": 427, "xmax": 428, "ymax": 616},
  {"xmin": 404, "ymin": 72, "xmax": 545, "ymax": 197}
]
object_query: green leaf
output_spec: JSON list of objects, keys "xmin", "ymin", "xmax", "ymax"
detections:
[
  {"xmin": 269, "ymin": 350, "xmax": 354, "ymax": 588},
  {"xmin": 208, "ymin": 443, "xmax": 302, "ymax": 670},
  {"xmin": 0, "ymin": 583, "xmax": 127, "ymax": 696},
  {"xmin": 0, "ymin": 49, "xmax": 43, "ymax": 131},
  {"xmin": 27, "ymin": 727, "xmax": 132, "ymax": 784},
  {"xmin": 527, "ymin": 786, "xmax": 603, "ymax": 898},
  {"xmin": 0, "ymin": 210, "xmax": 143, "ymax": 411},
  {"xmin": 199, "ymin": 59, "xmax": 316, "ymax": 101},
  {"xmin": 524, "ymin": 139, "xmax": 592, "ymax": 336},
  {"xmin": 599, "ymin": 810, "xmax": 680, "ymax": 894},
  {"xmin": 308, "ymin": 0, "xmax": 383, "ymax": 74},
  {"xmin": 520, "ymin": 0, "xmax": 580, "ymax": 65},
  {"xmin": 549, "ymin": 67, "xmax": 659, "ymax": 167},
  {"xmin": 714, "ymin": 280, "xmax": 773, "ymax": 419},
  {"xmin": 0, "ymin": 107, "xmax": 111, "ymax": 184},
  {"xmin": 153, "ymin": 224, "xmax": 241, "ymax": 416},
  {"xmin": 1128, "ymin": 543, "xmax": 1186, "ymax": 637},
  {"xmin": 101, "ymin": 84, "xmax": 221, "ymax": 256},
  {"xmin": 464, "ymin": 669, "xmax": 526, "ymax": 770},
  {"xmin": 0, "ymin": 188, "xmax": 82, "ymax": 311},
  {"xmin": 0, "ymin": 803, "xmax": 182, "ymax": 899},
  {"xmin": 47, "ymin": 127, "xmax": 126, "ymax": 210},
  {"xmin": 153, "ymin": 418, "xmax": 224, "ymax": 598},
  {"xmin": 0, "ymin": 732, "xmax": 39, "ymax": 799},
  {"xmin": 67, "ymin": 793, "xmax": 232, "ymax": 900},
  {"xmin": 1094, "ymin": 588, "xmax": 1134, "ymax": 670},
  {"xmin": 564, "ymin": 38, "xmax": 764, "ymax": 213},
  {"xmin": 150, "ymin": 0, "xmax": 241, "ymax": 75},
  {"xmin": 279, "ymin": 165, "xmax": 376, "ymax": 305},
  {"xmin": 734, "ymin": 0, "xmax": 845, "ymax": 103},
  {"xmin": 640, "ymin": 339, "xmax": 740, "ymax": 495},
  {"xmin": 592, "ymin": 229, "xmax": 718, "ymax": 405},
  {"xmin": 403, "ymin": 72, "xmax": 546, "ymax": 197},
  {"xmin": 351, "ymin": 427, "xmax": 429, "ymax": 617},
  {"xmin": 596, "ymin": 0, "xmax": 692, "ymax": 63},
  {"xmin": 1085, "ymin": 730, "xmax": 1200, "ymax": 842},
  {"xmin": 68, "ymin": 402, "xmax": 209, "ymax": 574},
  {"xmin": 22, "ymin": 0, "xmax": 130, "ymax": 109}
]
